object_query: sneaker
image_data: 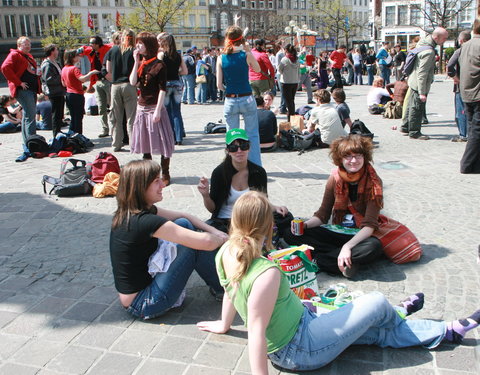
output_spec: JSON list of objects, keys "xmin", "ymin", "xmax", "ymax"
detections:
[
  {"xmin": 98, "ymin": 132, "xmax": 109, "ymax": 138},
  {"xmin": 15, "ymin": 152, "xmax": 30, "ymax": 162},
  {"xmin": 451, "ymin": 136, "xmax": 467, "ymax": 142},
  {"xmin": 410, "ymin": 134, "xmax": 430, "ymax": 140}
]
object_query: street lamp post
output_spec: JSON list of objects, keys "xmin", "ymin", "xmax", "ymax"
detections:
[{"xmin": 284, "ymin": 20, "xmax": 299, "ymax": 45}]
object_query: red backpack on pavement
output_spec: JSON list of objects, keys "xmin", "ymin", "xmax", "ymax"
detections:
[{"xmin": 91, "ymin": 152, "xmax": 120, "ymax": 184}]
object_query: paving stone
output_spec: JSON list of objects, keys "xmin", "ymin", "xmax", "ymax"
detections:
[
  {"xmin": 47, "ymin": 345, "xmax": 102, "ymax": 374},
  {"xmin": 435, "ymin": 345, "xmax": 477, "ymax": 371},
  {"xmin": 2, "ymin": 314, "xmax": 51, "ymax": 336},
  {"xmin": 10, "ymin": 338, "xmax": 65, "ymax": 367},
  {"xmin": 0, "ymin": 276, "xmax": 34, "ymax": 291},
  {"xmin": 385, "ymin": 368, "xmax": 435, "ymax": 375},
  {"xmin": 0, "ymin": 310, "xmax": 18, "ymax": 329},
  {"xmin": 110, "ymin": 328, "xmax": 163, "ymax": 356},
  {"xmin": 29, "ymin": 296, "xmax": 76, "ymax": 316},
  {"xmin": 151, "ymin": 335, "xmax": 202, "ymax": 362},
  {"xmin": 0, "ymin": 293, "xmax": 44, "ymax": 313},
  {"xmin": 194, "ymin": 341, "xmax": 244, "ymax": 370},
  {"xmin": 62, "ymin": 301, "xmax": 109, "ymax": 322},
  {"xmin": 185, "ymin": 366, "xmax": 232, "ymax": 375},
  {"xmin": 135, "ymin": 358, "xmax": 187, "ymax": 375},
  {"xmin": 80, "ymin": 286, "xmax": 117, "ymax": 305},
  {"xmin": 74, "ymin": 323, "xmax": 125, "ymax": 349},
  {"xmin": 385, "ymin": 347, "xmax": 434, "ymax": 368},
  {"xmin": 53, "ymin": 283, "xmax": 95, "ymax": 299},
  {"xmin": 168, "ymin": 316, "xmax": 210, "ymax": 340},
  {"xmin": 0, "ymin": 333, "xmax": 30, "ymax": 360},
  {"xmin": 97, "ymin": 303, "xmax": 135, "ymax": 328},
  {"xmin": 87, "ymin": 352, "xmax": 142, "ymax": 375},
  {"xmin": 335, "ymin": 359, "xmax": 384, "ymax": 374},
  {"xmin": 0, "ymin": 363, "xmax": 40, "ymax": 375},
  {"xmin": 39, "ymin": 318, "xmax": 88, "ymax": 343}
]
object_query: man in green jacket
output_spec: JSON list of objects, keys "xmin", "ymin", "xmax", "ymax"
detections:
[{"xmin": 402, "ymin": 27, "xmax": 448, "ymax": 140}]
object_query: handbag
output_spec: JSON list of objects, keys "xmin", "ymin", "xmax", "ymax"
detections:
[
  {"xmin": 268, "ymin": 245, "xmax": 320, "ymax": 299},
  {"xmin": 349, "ymin": 205, "xmax": 422, "ymax": 264},
  {"xmin": 196, "ymin": 75, "xmax": 207, "ymax": 84}
]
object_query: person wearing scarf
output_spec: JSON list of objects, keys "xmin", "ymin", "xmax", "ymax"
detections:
[
  {"xmin": 129, "ymin": 32, "xmax": 175, "ymax": 186},
  {"xmin": 284, "ymin": 134, "xmax": 384, "ymax": 278},
  {"xmin": 277, "ymin": 43, "xmax": 300, "ymax": 121}
]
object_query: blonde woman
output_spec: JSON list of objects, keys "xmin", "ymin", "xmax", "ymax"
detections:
[
  {"xmin": 106, "ymin": 29, "xmax": 137, "ymax": 151},
  {"xmin": 197, "ymin": 191, "xmax": 480, "ymax": 373}
]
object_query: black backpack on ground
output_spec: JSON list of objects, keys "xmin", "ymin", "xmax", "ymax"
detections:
[
  {"xmin": 279, "ymin": 129, "xmax": 321, "ymax": 152},
  {"xmin": 350, "ymin": 119, "xmax": 374, "ymax": 139},
  {"xmin": 204, "ymin": 122, "xmax": 227, "ymax": 134},
  {"xmin": 26, "ymin": 134, "xmax": 50, "ymax": 154},
  {"xmin": 66, "ymin": 133, "xmax": 94, "ymax": 154},
  {"xmin": 42, "ymin": 158, "xmax": 93, "ymax": 197}
]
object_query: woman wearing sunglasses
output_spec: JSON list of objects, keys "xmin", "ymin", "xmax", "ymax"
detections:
[{"xmin": 197, "ymin": 128, "xmax": 289, "ymax": 235}]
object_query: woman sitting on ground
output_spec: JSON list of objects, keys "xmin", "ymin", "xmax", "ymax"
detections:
[
  {"xmin": 284, "ymin": 134, "xmax": 385, "ymax": 278},
  {"xmin": 110, "ymin": 160, "xmax": 228, "ymax": 319},
  {"xmin": 262, "ymin": 91, "xmax": 279, "ymax": 115},
  {"xmin": 367, "ymin": 77, "xmax": 391, "ymax": 113},
  {"xmin": 197, "ymin": 191, "xmax": 480, "ymax": 373},
  {"xmin": 197, "ymin": 128, "xmax": 288, "ymax": 234}
]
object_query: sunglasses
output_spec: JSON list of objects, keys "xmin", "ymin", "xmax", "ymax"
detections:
[{"xmin": 227, "ymin": 141, "xmax": 250, "ymax": 152}]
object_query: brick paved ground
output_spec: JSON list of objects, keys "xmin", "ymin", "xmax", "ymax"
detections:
[{"xmin": 0, "ymin": 77, "xmax": 479, "ymax": 374}]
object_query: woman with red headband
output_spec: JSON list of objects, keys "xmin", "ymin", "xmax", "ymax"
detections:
[{"xmin": 216, "ymin": 25, "xmax": 263, "ymax": 167}]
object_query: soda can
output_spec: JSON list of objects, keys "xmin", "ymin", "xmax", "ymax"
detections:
[{"xmin": 292, "ymin": 218, "xmax": 304, "ymax": 236}]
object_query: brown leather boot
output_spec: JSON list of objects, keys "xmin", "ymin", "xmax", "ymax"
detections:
[{"xmin": 161, "ymin": 156, "xmax": 171, "ymax": 186}]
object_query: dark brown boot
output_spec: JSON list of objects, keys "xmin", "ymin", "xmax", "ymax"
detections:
[{"xmin": 161, "ymin": 156, "xmax": 171, "ymax": 186}]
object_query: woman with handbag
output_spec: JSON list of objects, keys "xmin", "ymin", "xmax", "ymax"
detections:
[
  {"xmin": 129, "ymin": 32, "xmax": 175, "ymax": 186},
  {"xmin": 197, "ymin": 128, "xmax": 289, "ymax": 237},
  {"xmin": 195, "ymin": 54, "xmax": 209, "ymax": 104},
  {"xmin": 110, "ymin": 159, "xmax": 228, "ymax": 319},
  {"xmin": 197, "ymin": 191, "xmax": 480, "ymax": 373},
  {"xmin": 284, "ymin": 134, "xmax": 421, "ymax": 278}
]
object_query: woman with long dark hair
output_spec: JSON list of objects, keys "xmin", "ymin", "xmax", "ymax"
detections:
[
  {"xmin": 278, "ymin": 43, "xmax": 300, "ymax": 121},
  {"xmin": 129, "ymin": 32, "xmax": 175, "ymax": 186},
  {"xmin": 158, "ymin": 33, "xmax": 187, "ymax": 145}
]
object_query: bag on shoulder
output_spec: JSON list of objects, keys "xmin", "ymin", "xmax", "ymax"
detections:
[
  {"xmin": 91, "ymin": 152, "xmax": 120, "ymax": 184},
  {"xmin": 196, "ymin": 75, "xmax": 207, "ymax": 84},
  {"xmin": 42, "ymin": 158, "xmax": 93, "ymax": 197},
  {"xmin": 204, "ymin": 122, "xmax": 226, "ymax": 134},
  {"xmin": 383, "ymin": 101, "xmax": 403, "ymax": 119},
  {"xmin": 26, "ymin": 134, "xmax": 50, "ymax": 154},
  {"xmin": 402, "ymin": 46, "xmax": 434, "ymax": 77},
  {"xmin": 350, "ymin": 119, "xmax": 374, "ymax": 138}
]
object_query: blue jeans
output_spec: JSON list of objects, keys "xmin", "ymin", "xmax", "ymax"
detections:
[
  {"xmin": 366, "ymin": 65, "xmax": 375, "ymax": 86},
  {"xmin": 347, "ymin": 65, "xmax": 354, "ymax": 84},
  {"xmin": 268, "ymin": 292, "xmax": 446, "ymax": 371},
  {"xmin": 182, "ymin": 74, "xmax": 195, "ymax": 104},
  {"xmin": 455, "ymin": 92, "xmax": 468, "ymax": 138},
  {"xmin": 15, "ymin": 89, "xmax": 37, "ymax": 145},
  {"xmin": 354, "ymin": 64, "xmax": 363, "ymax": 85},
  {"xmin": 379, "ymin": 65, "xmax": 391, "ymax": 85},
  {"xmin": 0, "ymin": 121, "xmax": 20, "ymax": 133},
  {"xmin": 197, "ymin": 81, "xmax": 207, "ymax": 103},
  {"xmin": 224, "ymin": 95, "xmax": 262, "ymax": 167},
  {"xmin": 126, "ymin": 218, "xmax": 221, "ymax": 320},
  {"xmin": 165, "ymin": 80, "xmax": 185, "ymax": 143}
]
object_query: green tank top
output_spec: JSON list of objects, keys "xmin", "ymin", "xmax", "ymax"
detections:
[{"xmin": 216, "ymin": 244, "xmax": 305, "ymax": 353}]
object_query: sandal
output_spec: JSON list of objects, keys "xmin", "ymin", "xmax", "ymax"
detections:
[{"xmin": 320, "ymin": 283, "xmax": 348, "ymax": 305}]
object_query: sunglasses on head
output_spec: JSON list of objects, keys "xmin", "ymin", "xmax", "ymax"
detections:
[{"xmin": 227, "ymin": 141, "xmax": 250, "ymax": 152}]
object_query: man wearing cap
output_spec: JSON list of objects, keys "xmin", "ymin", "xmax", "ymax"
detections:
[{"xmin": 182, "ymin": 49, "xmax": 196, "ymax": 104}]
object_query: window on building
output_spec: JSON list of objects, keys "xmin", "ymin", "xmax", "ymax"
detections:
[
  {"xmin": 459, "ymin": 1, "xmax": 474, "ymax": 23},
  {"xmin": 250, "ymin": 1, "xmax": 255, "ymax": 8},
  {"xmin": 241, "ymin": 0, "xmax": 246, "ymax": 7},
  {"xmin": 19, "ymin": 14, "xmax": 32, "ymax": 36},
  {"xmin": 5, "ymin": 15, "xmax": 17, "ymax": 37},
  {"xmin": 70, "ymin": 0, "xmax": 79, "ymax": 5},
  {"xmin": 200, "ymin": 14, "xmax": 207, "ymax": 28},
  {"xmin": 101, "ymin": 0, "xmax": 109, "ymax": 5},
  {"xmin": 209, "ymin": 0, "xmax": 215, "ymax": 4},
  {"xmin": 397, "ymin": 5, "xmax": 407, "ymax": 25},
  {"xmin": 286, "ymin": 0, "xmax": 291, "ymax": 9},
  {"xmin": 33, "ymin": 0, "xmax": 43, "ymax": 5},
  {"xmin": 88, "ymin": 0, "xmax": 96, "ymax": 5},
  {"xmin": 3, "ymin": 0, "xmax": 14, "ymax": 5},
  {"xmin": 45, "ymin": 0, "xmax": 56, "ymax": 4},
  {"xmin": 129, "ymin": 0, "xmax": 137, "ymax": 5},
  {"xmin": 115, "ymin": 0, "xmax": 124, "ymax": 5},
  {"xmin": 410, "ymin": 6, "xmax": 421, "ymax": 25},
  {"xmin": 293, "ymin": 0, "xmax": 298, "ymax": 9},
  {"xmin": 220, "ymin": 11, "xmax": 228, "ymax": 32},
  {"xmin": 18, "ymin": 0, "xmax": 29, "ymax": 5},
  {"xmin": 210, "ymin": 14, "xmax": 216, "ymax": 31},
  {"xmin": 278, "ymin": 0, "xmax": 282, "ymax": 8},
  {"xmin": 91, "ymin": 13, "xmax": 99, "ymax": 31},
  {"xmin": 183, "ymin": 40, "xmax": 192, "ymax": 48},
  {"xmin": 102, "ymin": 14, "xmax": 110, "ymax": 32},
  {"xmin": 300, "ymin": 0, "xmax": 305, "ymax": 8},
  {"xmin": 199, "ymin": 0, "xmax": 206, "ymax": 5},
  {"xmin": 385, "ymin": 6, "xmax": 395, "ymax": 26},
  {"xmin": 34, "ymin": 14, "xmax": 45, "ymax": 36},
  {"xmin": 189, "ymin": 14, "xmax": 196, "ymax": 27}
]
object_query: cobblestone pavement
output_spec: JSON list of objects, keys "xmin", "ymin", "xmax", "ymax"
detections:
[{"xmin": 0, "ymin": 77, "xmax": 479, "ymax": 375}]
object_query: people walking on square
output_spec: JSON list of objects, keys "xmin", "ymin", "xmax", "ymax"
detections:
[
  {"xmin": 278, "ymin": 43, "xmax": 300, "ymax": 122},
  {"xmin": 365, "ymin": 49, "xmax": 376, "ymax": 86},
  {"xmin": 197, "ymin": 128, "xmax": 288, "ymax": 233},
  {"xmin": 129, "ymin": 32, "xmax": 175, "ymax": 186},
  {"xmin": 40, "ymin": 44, "xmax": 65, "ymax": 137},
  {"xmin": 181, "ymin": 49, "xmax": 196, "ymax": 105},
  {"xmin": 1, "ymin": 36, "xmax": 42, "ymax": 162},
  {"xmin": 61, "ymin": 50, "xmax": 100, "ymax": 135},
  {"xmin": 458, "ymin": 19, "xmax": 480, "ymax": 173},
  {"xmin": 346, "ymin": 48, "xmax": 355, "ymax": 85},
  {"xmin": 78, "ymin": 36, "xmax": 112, "ymax": 138},
  {"xmin": 401, "ymin": 27, "xmax": 448, "ymax": 140},
  {"xmin": 197, "ymin": 190, "xmax": 480, "ymax": 373},
  {"xmin": 109, "ymin": 159, "xmax": 228, "ymax": 320},
  {"xmin": 297, "ymin": 47, "xmax": 314, "ymax": 103},
  {"xmin": 217, "ymin": 25, "xmax": 262, "ymax": 167},
  {"xmin": 105, "ymin": 29, "xmax": 138, "ymax": 152},
  {"xmin": 329, "ymin": 45, "xmax": 347, "ymax": 91},
  {"xmin": 447, "ymin": 30, "xmax": 471, "ymax": 143},
  {"xmin": 249, "ymin": 39, "xmax": 275, "ymax": 97},
  {"xmin": 376, "ymin": 41, "xmax": 392, "ymax": 86},
  {"xmin": 158, "ymin": 33, "xmax": 187, "ymax": 145}
]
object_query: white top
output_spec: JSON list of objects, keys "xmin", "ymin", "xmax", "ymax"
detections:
[
  {"xmin": 309, "ymin": 103, "xmax": 347, "ymax": 145},
  {"xmin": 217, "ymin": 186, "xmax": 250, "ymax": 219},
  {"xmin": 367, "ymin": 87, "xmax": 390, "ymax": 106},
  {"xmin": 352, "ymin": 53, "xmax": 362, "ymax": 66},
  {"xmin": 85, "ymin": 93, "xmax": 97, "ymax": 112}
]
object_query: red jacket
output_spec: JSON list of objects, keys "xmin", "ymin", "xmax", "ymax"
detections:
[
  {"xmin": 1, "ymin": 49, "xmax": 41, "ymax": 98},
  {"xmin": 249, "ymin": 49, "xmax": 275, "ymax": 81},
  {"xmin": 79, "ymin": 44, "xmax": 111, "ymax": 87}
]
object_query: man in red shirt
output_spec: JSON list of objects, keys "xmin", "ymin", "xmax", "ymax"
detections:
[
  {"xmin": 1, "ymin": 36, "xmax": 42, "ymax": 162},
  {"xmin": 328, "ymin": 45, "xmax": 347, "ymax": 91},
  {"xmin": 78, "ymin": 36, "xmax": 112, "ymax": 137},
  {"xmin": 249, "ymin": 39, "xmax": 275, "ymax": 97}
]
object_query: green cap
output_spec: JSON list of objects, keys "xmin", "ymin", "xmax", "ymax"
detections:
[{"xmin": 225, "ymin": 128, "xmax": 249, "ymax": 145}]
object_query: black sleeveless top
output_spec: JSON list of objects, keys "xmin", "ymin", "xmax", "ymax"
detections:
[{"xmin": 163, "ymin": 53, "xmax": 181, "ymax": 82}]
